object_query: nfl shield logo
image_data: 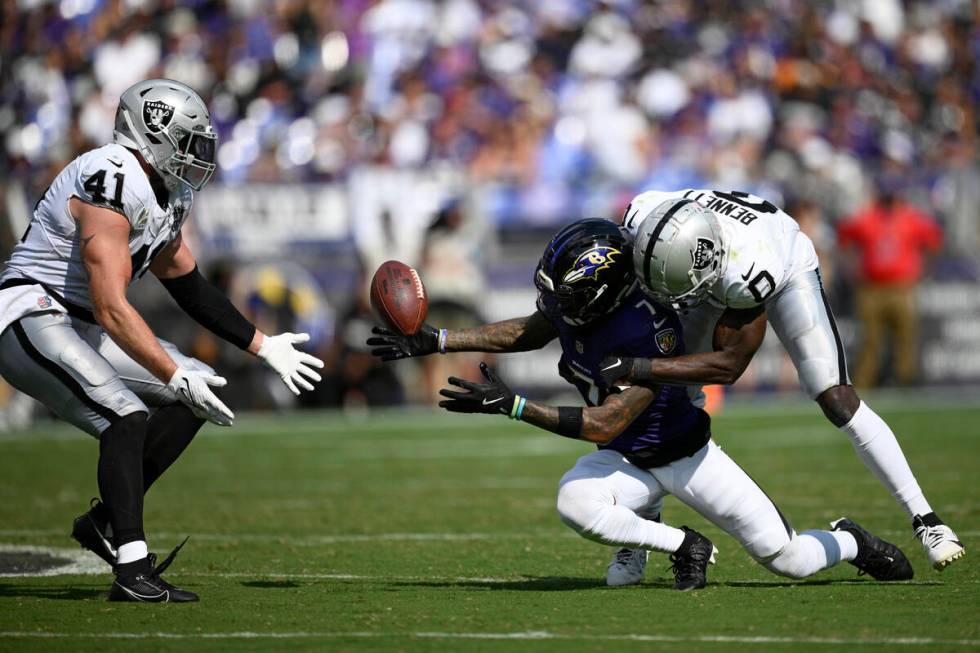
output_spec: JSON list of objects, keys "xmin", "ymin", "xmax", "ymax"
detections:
[
  {"xmin": 143, "ymin": 100, "xmax": 174, "ymax": 133},
  {"xmin": 655, "ymin": 328, "xmax": 677, "ymax": 355},
  {"xmin": 37, "ymin": 295, "xmax": 52, "ymax": 309},
  {"xmin": 575, "ymin": 340, "xmax": 584, "ymax": 354}
]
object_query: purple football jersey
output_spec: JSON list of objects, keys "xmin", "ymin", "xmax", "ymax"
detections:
[{"xmin": 545, "ymin": 288, "xmax": 704, "ymax": 455}]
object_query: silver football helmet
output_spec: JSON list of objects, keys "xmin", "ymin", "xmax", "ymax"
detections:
[
  {"xmin": 632, "ymin": 197, "xmax": 728, "ymax": 310},
  {"xmin": 113, "ymin": 79, "xmax": 217, "ymax": 191}
]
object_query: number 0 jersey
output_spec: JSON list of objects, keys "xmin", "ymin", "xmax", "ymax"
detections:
[
  {"xmin": 0, "ymin": 144, "xmax": 192, "ymax": 334},
  {"xmin": 624, "ymin": 189, "xmax": 818, "ymax": 309}
]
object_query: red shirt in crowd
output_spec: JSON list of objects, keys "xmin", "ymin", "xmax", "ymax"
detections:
[{"xmin": 837, "ymin": 201, "xmax": 943, "ymax": 285}]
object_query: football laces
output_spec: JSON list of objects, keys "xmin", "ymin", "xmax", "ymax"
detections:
[{"xmin": 409, "ymin": 268, "xmax": 425, "ymax": 300}]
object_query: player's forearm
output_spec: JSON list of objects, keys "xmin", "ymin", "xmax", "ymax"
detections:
[
  {"xmin": 445, "ymin": 312, "xmax": 556, "ymax": 353},
  {"xmin": 521, "ymin": 401, "xmax": 611, "ymax": 444},
  {"xmin": 632, "ymin": 352, "xmax": 747, "ymax": 386},
  {"xmin": 521, "ymin": 387, "xmax": 654, "ymax": 444},
  {"xmin": 158, "ymin": 266, "xmax": 257, "ymax": 351},
  {"xmin": 94, "ymin": 300, "xmax": 178, "ymax": 382}
]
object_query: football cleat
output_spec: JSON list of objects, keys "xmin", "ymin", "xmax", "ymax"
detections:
[
  {"xmin": 606, "ymin": 548, "xmax": 649, "ymax": 587},
  {"xmin": 668, "ymin": 526, "xmax": 717, "ymax": 591},
  {"xmin": 831, "ymin": 518, "xmax": 913, "ymax": 581},
  {"xmin": 71, "ymin": 498, "xmax": 116, "ymax": 566},
  {"xmin": 109, "ymin": 538, "xmax": 197, "ymax": 603},
  {"xmin": 913, "ymin": 512, "xmax": 965, "ymax": 571}
]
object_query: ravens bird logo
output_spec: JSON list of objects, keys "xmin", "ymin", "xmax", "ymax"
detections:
[{"xmin": 562, "ymin": 246, "xmax": 622, "ymax": 284}]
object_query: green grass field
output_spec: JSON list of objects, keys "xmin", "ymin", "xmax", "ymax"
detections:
[{"xmin": 0, "ymin": 396, "xmax": 977, "ymax": 652}]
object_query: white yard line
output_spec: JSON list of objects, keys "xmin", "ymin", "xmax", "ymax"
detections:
[
  {"xmin": 0, "ymin": 544, "xmax": 105, "ymax": 577},
  {"xmin": 3, "ymin": 527, "xmax": 979, "ymax": 543},
  {"xmin": 0, "ymin": 529, "xmax": 570, "ymax": 544},
  {"xmin": 0, "ymin": 630, "xmax": 976, "ymax": 647}
]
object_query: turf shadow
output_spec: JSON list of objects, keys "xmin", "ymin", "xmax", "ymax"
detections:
[
  {"xmin": 388, "ymin": 576, "xmax": 607, "ymax": 592},
  {"xmin": 240, "ymin": 580, "xmax": 301, "ymax": 589},
  {"xmin": 0, "ymin": 583, "xmax": 105, "ymax": 601}
]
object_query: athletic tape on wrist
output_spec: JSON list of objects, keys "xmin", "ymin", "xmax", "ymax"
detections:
[
  {"xmin": 515, "ymin": 397, "xmax": 527, "ymax": 421},
  {"xmin": 438, "ymin": 329, "xmax": 447, "ymax": 354}
]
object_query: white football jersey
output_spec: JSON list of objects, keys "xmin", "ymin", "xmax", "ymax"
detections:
[
  {"xmin": 0, "ymin": 144, "xmax": 192, "ymax": 333},
  {"xmin": 624, "ymin": 188, "xmax": 818, "ymax": 309}
]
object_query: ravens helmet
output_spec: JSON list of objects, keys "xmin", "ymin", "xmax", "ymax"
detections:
[{"xmin": 535, "ymin": 219, "xmax": 635, "ymax": 326}]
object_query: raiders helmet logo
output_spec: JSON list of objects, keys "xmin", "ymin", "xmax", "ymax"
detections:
[
  {"xmin": 691, "ymin": 237, "xmax": 715, "ymax": 271},
  {"xmin": 143, "ymin": 100, "xmax": 174, "ymax": 133},
  {"xmin": 655, "ymin": 328, "xmax": 677, "ymax": 355},
  {"xmin": 563, "ymin": 246, "xmax": 622, "ymax": 284}
]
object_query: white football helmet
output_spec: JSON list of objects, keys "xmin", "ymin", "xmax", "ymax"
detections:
[
  {"xmin": 113, "ymin": 79, "xmax": 217, "ymax": 191},
  {"xmin": 632, "ymin": 197, "xmax": 728, "ymax": 310}
]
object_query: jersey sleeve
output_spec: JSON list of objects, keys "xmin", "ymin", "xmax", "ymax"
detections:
[{"xmin": 73, "ymin": 149, "xmax": 152, "ymax": 227}]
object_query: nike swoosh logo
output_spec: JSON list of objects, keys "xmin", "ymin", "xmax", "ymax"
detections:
[
  {"xmin": 601, "ymin": 358, "xmax": 622, "ymax": 372},
  {"xmin": 482, "ymin": 396, "xmax": 504, "ymax": 405},
  {"xmin": 653, "ymin": 317, "xmax": 667, "ymax": 328},
  {"xmin": 116, "ymin": 583, "xmax": 168, "ymax": 602},
  {"xmin": 741, "ymin": 263, "xmax": 756, "ymax": 282},
  {"xmin": 107, "ymin": 158, "xmax": 123, "ymax": 168}
]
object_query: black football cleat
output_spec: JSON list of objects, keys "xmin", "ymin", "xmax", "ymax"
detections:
[
  {"xmin": 108, "ymin": 538, "xmax": 198, "ymax": 603},
  {"xmin": 668, "ymin": 526, "xmax": 718, "ymax": 591},
  {"xmin": 832, "ymin": 518, "xmax": 914, "ymax": 581},
  {"xmin": 71, "ymin": 498, "xmax": 116, "ymax": 566}
]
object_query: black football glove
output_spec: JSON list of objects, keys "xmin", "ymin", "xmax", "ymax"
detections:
[
  {"xmin": 597, "ymin": 355, "xmax": 636, "ymax": 390},
  {"xmin": 438, "ymin": 362, "xmax": 515, "ymax": 416},
  {"xmin": 367, "ymin": 324, "xmax": 440, "ymax": 361}
]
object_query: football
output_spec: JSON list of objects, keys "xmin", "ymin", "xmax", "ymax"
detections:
[{"xmin": 370, "ymin": 260, "xmax": 428, "ymax": 336}]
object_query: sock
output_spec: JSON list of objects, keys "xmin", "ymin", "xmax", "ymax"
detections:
[
  {"xmin": 827, "ymin": 529, "xmax": 858, "ymax": 561},
  {"xmin": 117, "ymin": 540, "xmax": 148, "ymax": 565},
  {"xmin": 142, "ymin": 403, "xmax": 205, "ymax": 491},
  {"xmin": 766, "ymin": 530, "xmax": 858, "ymax": 578},
  {"xmin": 839, "ymin": 401, "xmax": 932, "ymax": 517},
  {"xmin": 98, "ymin": 412, "xmax": 148, "ymax": 547}
]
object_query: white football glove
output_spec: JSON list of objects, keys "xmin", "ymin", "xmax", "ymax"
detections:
[
  {"xmin": 166, "ymin": 367, "xmax": 235, "ymax": 426},
  {"xmin": 256, "ymin": 332, "xmax": 325, "ymax": 395}
]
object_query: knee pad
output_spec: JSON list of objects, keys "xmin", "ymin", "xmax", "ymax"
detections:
[{"xmin": 556, "ymin": 480, "xmax": 610, "ymax": 538}]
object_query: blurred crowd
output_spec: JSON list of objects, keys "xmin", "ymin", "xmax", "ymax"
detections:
[
  {"xmin": 3, "ymin": 0, "xmax": 980, "ymax": 245},
  {"xmin": 2, "ymin": 0, "xmax": 980, "ymax": 419}
]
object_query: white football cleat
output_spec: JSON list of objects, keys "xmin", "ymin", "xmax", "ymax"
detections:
[
  {"xmin": 606, "ymin": 548, "xmax": 649, "ymax": 587},
  {"xmin": 913, "ymin": 513, "xmax": 965, "ymax": 570}
]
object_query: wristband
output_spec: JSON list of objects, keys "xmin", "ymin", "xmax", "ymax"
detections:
[
  {"xmin": 515, "ymin": 397, "xmax": 527, "ymax": 421},
  {"xmin": 509, "ymin": 394, "xmax": 522, "ymax": 419},
  {"xmin": 630, "ymin": 358, "xmax": 653, "ymax": 382},
  {"xmin": 438, "ymin": 328, "xmax": 448, "ymax": 354},
  {"xmin": 556, "ymin": 406, "xmax": 583, "ymax": 439}
]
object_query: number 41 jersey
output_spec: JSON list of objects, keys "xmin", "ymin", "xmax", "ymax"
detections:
[
  {"xmin": 0, "ymin": 144, "xmax": 192, "ymax": 333},
  {"xmin": 624, "ymin": 188, "xmax": 819, "ymax": 309}
]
